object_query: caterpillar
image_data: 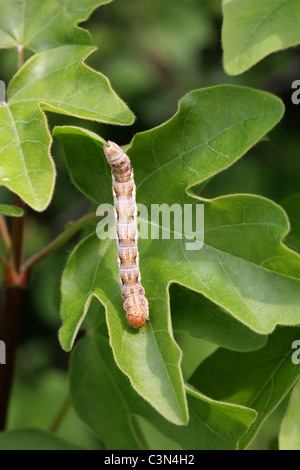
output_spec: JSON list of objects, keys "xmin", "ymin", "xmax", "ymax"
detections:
[{"xmin": 103, "ymin": 141, "xmax": 149, "ymax": 328}]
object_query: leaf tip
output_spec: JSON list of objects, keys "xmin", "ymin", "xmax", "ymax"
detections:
[{"xmin": 58, "ymin": 326, "xmax": 73, "ymax": 353}]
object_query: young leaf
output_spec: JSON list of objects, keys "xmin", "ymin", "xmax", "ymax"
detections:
[
  {"xmin": 55, "ymin": 85, "xmax": 300, "ymax": 424},
  {"xmin": 70, "ymin": 334, "xmax": 257, "ymax": 450},
  {"xmin": 0, "ymin": 0, "xmax": 111, "ymax": 52},
  {"xmin": 279, "ymin": 378, "xmax": 300, "ymax": 450},
  {"xmin": 0, "ymin": 204, "xmax": 24, "ymax": 217},
  {"xmin": 0, "ymin": 45, "xmax": 134, "ymax": 211},
  {"xmin": 189, "ymin": 327, "xmax": 300, "ymax": 449},
  {"xmin": 0, "ymin": 429, "xmax": 84, "ymax": 450},
  {"xmin": 222, "ymin": 0, "xmax": 300, "ymax": 75}
]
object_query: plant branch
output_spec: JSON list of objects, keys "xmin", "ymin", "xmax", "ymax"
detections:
[
  {"xmin": 23, "ymin": 212, "xmax": 98, "ymax": 273},
  {"xmin": 0, "ymin": 285, "xmax": 23, "ymax": 430},
  {"xmin": 11, "ymin": 195, "xmax": 25, "ymax": 273},
  {"xmin": 0, "ymin": 45, "xmax": 27, "ymax": 432},
  {"xmin": 0, "ymin": 42, "xmax": 96, "ymax": 435},
  {"xmin": 0, "ymin": 195, "xmax": 25, "ymax": 431}
]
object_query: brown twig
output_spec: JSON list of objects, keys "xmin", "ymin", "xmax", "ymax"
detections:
[
  {"xmin": 0, "ymin": 42, "xmax": 97, "ymax": 433},
  {"xmin": 0, "ymin": 195, "xmax": 26, "ymax": 430},
  {"xmin": 0, "ymin": 45, "xmax": 27, "ymax": 431},
  {"xmin": 0, "ymin": 286, "xmax": 23, "ymax": 430},
  {"xmin": 11, "ymin": 195, "xmax": 25, "ymax": 273}
]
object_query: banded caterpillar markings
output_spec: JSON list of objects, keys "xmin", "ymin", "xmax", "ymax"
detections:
[{"xmin": 103, "ymin": 141, "xmax": 149, "ymax": 328}]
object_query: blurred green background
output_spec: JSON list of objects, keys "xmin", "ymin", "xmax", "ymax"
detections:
[{"xmin": 0, "ymin": 0, "xmax": 299, "ymax": 450}]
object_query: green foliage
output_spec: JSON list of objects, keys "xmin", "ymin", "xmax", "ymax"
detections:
[
  {"xmin": 0, "ymin": 204, "xmax": 23, "ymax": 217},
  {"xmin": 170, "ymin": 284, "xmax": 268, "ymax": 352},
  {"xmin": 222, "ymin": 0, "xmax": 300, "ymax": 75},
  {"xmin": 0, "ymin": 429, "xmax": 84, "ymax": 450},
  {"xmin": 0, "ymin": 0, "xmax": 111, "ymax": 52},
  {"xmin": 0, "ymin": 45, "xmax": 133, "ymax": 211},
  {"xmin": 70, "ymin": 332, "xmax": 256, "ymax": 450},
  {"xmin": 190, "ymin": 327, "xmax": 300, "ymax": 449},
  {"xmin": 281, "ymin": 194, "xmax": 300, "ymax": 253},
  {"xmin": 0, "ymin": 0, "xmax": 299, "ymax": 451},
  {"xmin": 280, "ymin": 378, "xmax": 300, "ymax": 450},
  {"xmin": 55, "ymin": 85, "xmax": 300, "ymax": 429}
]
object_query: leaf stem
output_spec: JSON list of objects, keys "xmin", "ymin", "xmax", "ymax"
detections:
[
  {"xmin": 23, "ymin": 212, "xmax": 98, "ymax": 273},
  {"xmin": 49, "ymin": 394, "xmax": 71, "ymax": 433},
  {"xmin": 17, "ymin": 45, "xmax": 25, "ymax": 70},
  {"xmin": 0, "ymin": 215, "xmax": 12, "ymax": 255}
]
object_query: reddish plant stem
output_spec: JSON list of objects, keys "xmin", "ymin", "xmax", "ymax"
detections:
[
  {"xmin": 11, "ymin": 195, "xmax": 25, "ymax": 273},
  {"xmin": 0, "ymin": 46, "xmax": 27, "ymax": 431},
  {"xmin": 0, "ymin": 195, "xmax": 26, "ymax": 431},
  {"xmin": 23, "ymin": 212, "xmax": 97, "ymax": 273},
  {"xmin": 0, "ymin": 216, "xmax": 11, "ymax": 255},
  {"xmin": 0, "ymin": 286, "xmax": 23, "ymax": 430}
]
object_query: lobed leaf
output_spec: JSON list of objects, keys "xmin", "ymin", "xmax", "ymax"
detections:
[
  {"xmin": 70, "ymin": 333, "xmax": 257, "ymax": 450},
  {"xmin": 222, "ymin": 0, "xmax": 300, "ymax": 75},
  {"xmin": 0, "ymin": 45, "xmax": 134, "ymax": 211},
  {"xmin": 0, "ymin": 0, "xmax": 112, "ymax": 52},
  {"xmin": 189, "ymin": 327, "xmax": 300, "ymax": 449},
  {"xmin": 55, "ymin": 85, "xmax": 300, "ymax": 424},
  {"xmin": 170, "ymin": 284, "xmax": 268, "ymax": 352},
  {"xmin": 59, "ymin": 234, "xmax": 188, "ymax": 425}
]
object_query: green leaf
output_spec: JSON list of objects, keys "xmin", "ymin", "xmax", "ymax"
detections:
[
  {"xmin": 281, "ymin": 193, "xmax": 300, "ymax": 254},
  {"xmin": 0, "ymin": 203, "xmax": 24, "ymax": 217},
  {"xmin": 59, "ymin": 234, "xmax": 188, "ymax": 426},
  {"xmin": 70, "ymin": 334, "xmax": 257, "ymax": 450},
  {"xmin": 0, "ymin": 0, "xmax": 112, "ymax": 52},
  {"xmin": 189, "ymin": 327, "xmax": 300, "ymax": 449},
  {"xmin": 53, "ymin": 126, "xmax": 109, "ymax": 203},
  {"xmin": 8, "ymin": 45, "xmax": 133, "ymax": 124},
  {"xmin": 279, "ymin": 378, "xmax": 300, "ymax": 450},
  {"xmin": 222, "ymin": 0, "xmax": 300, "ymax": 75},
  {"xmin": 0, "ymin": 45, "xmax": 134, "ymax": 211},
  {"xmin": 170, "ymin": 284, "xmax": 268, "ymax": 352},
  {"xmin": 0, "ymin": 428, "xmax": 84, "ymax": 450},
  {"xmin": 55, "ymin": 85, "xmax": 300, "ymax": 425}
]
